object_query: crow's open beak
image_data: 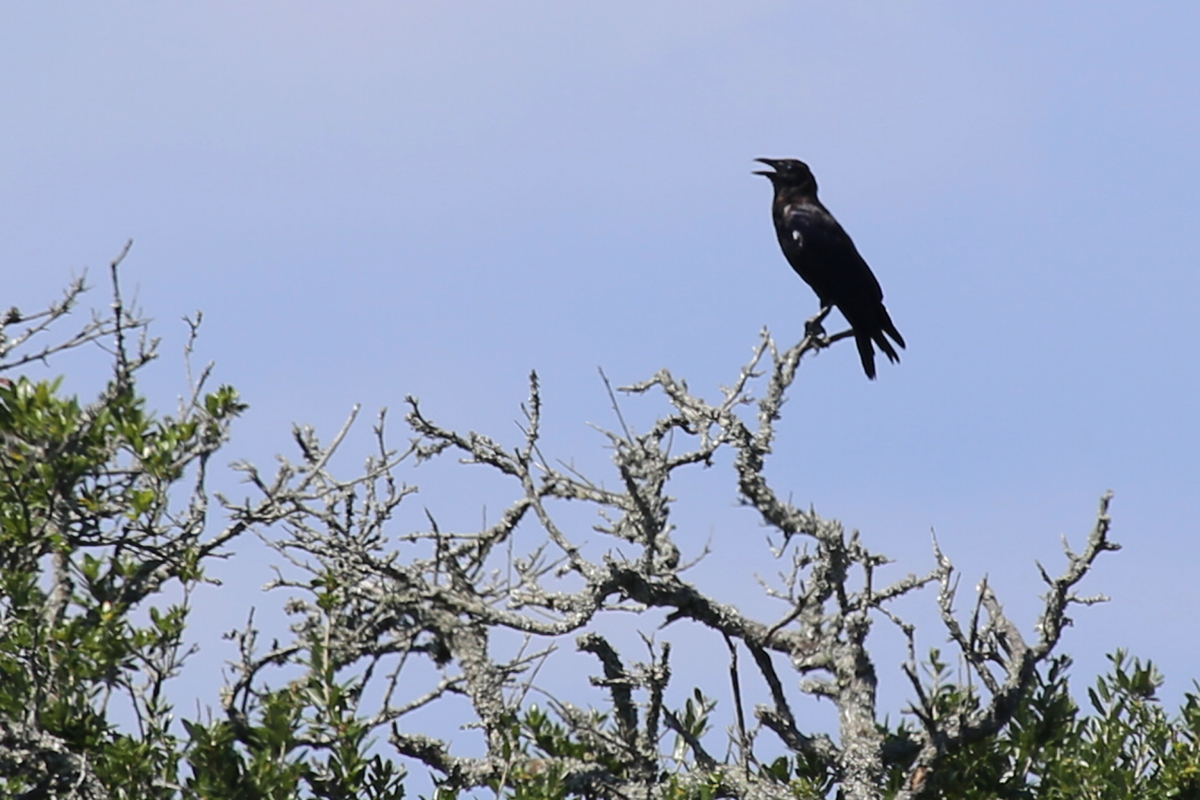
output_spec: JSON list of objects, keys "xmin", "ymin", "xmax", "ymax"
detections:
[{"xmin": 753, "ymin": 157, "xmax": 780, "ymax": 176}]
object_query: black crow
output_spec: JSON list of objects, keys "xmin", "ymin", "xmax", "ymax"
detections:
[{"xmin": 755, "ymin": 158, "xmax": 905, "ymax": 379}]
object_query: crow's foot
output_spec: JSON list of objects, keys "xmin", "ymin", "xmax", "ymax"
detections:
[{"xmin": 804, "ymin": 306, "xmax": 832, "ymax": 341}]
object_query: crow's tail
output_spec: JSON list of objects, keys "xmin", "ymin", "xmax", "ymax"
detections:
[
  {"xmin": 855, "ymin": 332, "xmax": 878, "ymax": 380},
  {"xmin": 853, "ymin": 304, "xmax": 904, "ymax": 380},
  {"xmin": 879, "ymin": 304, "xmax": 905, "ymax": 351}
]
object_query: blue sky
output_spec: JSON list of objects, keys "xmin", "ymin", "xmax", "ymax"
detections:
[{"xmin": 4, "ymin": 0, "xmax": 1200, "ymax": 758}]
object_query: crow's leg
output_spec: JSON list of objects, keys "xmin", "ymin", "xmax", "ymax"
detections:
[{"xmin": 805, "ymin": 306, "xmax": 832, "ymax": 340}]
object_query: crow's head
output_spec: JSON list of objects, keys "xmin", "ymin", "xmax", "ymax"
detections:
[{"xmin": 754, "ymin": 158, "xmax": 817, "ymax": 193}]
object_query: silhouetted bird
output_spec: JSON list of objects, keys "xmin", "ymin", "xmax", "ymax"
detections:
[{"xmin": 755, "ymin": 158, "xmax": 905, "ymax": 379}]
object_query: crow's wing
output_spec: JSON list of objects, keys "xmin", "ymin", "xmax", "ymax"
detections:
[{"xmin": 780, "ymin": 202, "xmax": 885, "ymax": 306}]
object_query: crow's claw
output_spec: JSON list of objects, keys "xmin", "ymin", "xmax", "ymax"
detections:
[{"xmin": 804, "ymin": 306, "xmax": 833, "ymax": 341}]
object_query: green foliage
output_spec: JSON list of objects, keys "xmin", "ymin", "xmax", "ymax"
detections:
[
  {"xmin": 0, "ymin": 343, "xmax": 411, "ymax": 797},
  {"xmin": 182, "ymin": 692, "xmax": 309, "ymax": 800},
  {"xmin": 0, "ymin": 368, "xmax": 244, "ymax": 798},
  {"xmin": 3, "ymin": 278, "xmax": 1200, "ymax": 799},
  {"xmin": 894, "ymin": 651, "xmax": 1200, "ymax": 800},
  {"xmin": 496, "ymin": 692, "xmax": 837, "ymax": 800},
  {"xmin": 671, "ymin": 689, "xmax": 716, "ymax": 764},
  {"xmin": 753, "ymin": 750, "xmax": 836, "ymax": 799},
  {"xmin": 484, "ymin": 652, "xmax": 1200, "ymax": 800}
]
